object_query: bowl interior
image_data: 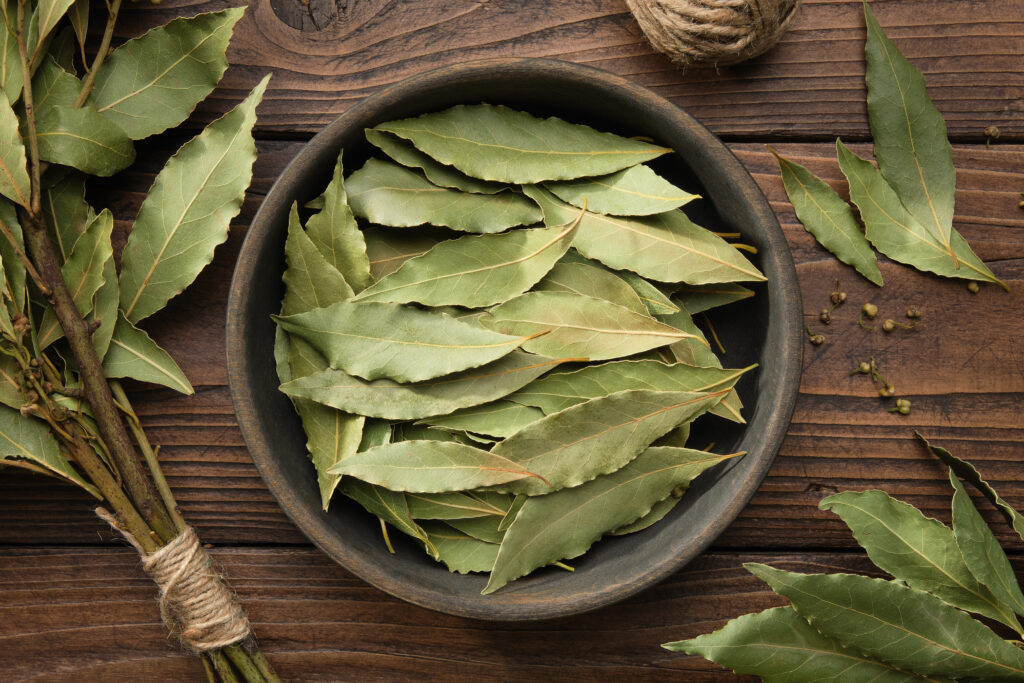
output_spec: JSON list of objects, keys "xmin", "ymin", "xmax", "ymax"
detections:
[{"xmin": 227, "ymin": 58, "xmax": 802, "ymax": 621}]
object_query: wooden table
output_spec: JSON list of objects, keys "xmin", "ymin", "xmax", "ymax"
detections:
[{"xmin": 2, "ymin": 0, "xmax": 1022, "ymax": 679}]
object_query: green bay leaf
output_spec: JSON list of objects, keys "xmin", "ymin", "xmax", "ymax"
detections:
[
  {"xmin": 374, "ymin": 103, "xmax": 670, "ymax": 184},
  {"xmin": 87, "ymin": 249, "xmax": 117, "ymax": 359},
  {"xmin": 416, "ymin": 400, "xmax": 544, "ymax": 440},
  {"xmin": 281, "ymin": 202, "xmax": 353, "ymax": 317},
  {"xmin": 673, "ymin": 283, "xmax": 754, "ymax": 315},
  {"xmin": 0, "ymin": 89, "xmax": 29, "ymax": 207},
  {"xmin": 34, "ymin": 105, "xmax": 135, "ymax": 177},
  {"xmin": 444, "ymin": 515, "xmax": 505, "ymax": 544},
  {"xmin": 0, "ymin": 403, "xmax": 99, "ymax": 496},
  {"xmin": 0, "ymin": 199, "xmax": 26, "ymax": 318},
  {"xmin": 610, "ymin": 494, "xmax": 681, "ymax": 536},
  {"xmin": 363, "ymin": 227, "xmax": 439, "ymax": 281},
  {"xmin": 42, "ymin": 170, "xmax": 92, "ymax": 261},
  {"xmin": 102, "ymin": 312, "xmax": 194, "ymax": 394},
  {"xmin": 419, "ymin": 520, "xmax": 499, "ymax": 574},
  {"xmin": 365, "ymin": 128, "xmax": 505, "ymax": 195},
  {"xmin": 340, "ymin": 477, "xmax": 433, "ymax": 552},
  {"xmin": 0, "ymin": 0, "xmax": 24, "ymax": 104},
  {"xmin": 617, "ymin": 269, "xmax": 679, "ymax": 315},
  {"xmin": 405, "ymin": 491, "xmax": 502, "ymax": 520},
  {"xmin": 545, "ymin": 164, "xmax": 698, "ymax": 216},
  {"xmin": 533, "ymin": 260, "xmax": 646, "ymax": 313},
  {"xmin": 305, "ymin": 153, "xmax": 371, "ymax": 291},
  {"xmin": 31, "ymin": 57, "xmax": 81, "ymax": 117}
]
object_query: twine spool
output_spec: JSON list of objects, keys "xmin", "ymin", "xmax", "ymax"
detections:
[
  {"xmin": 626, "ymin": 0, "xmax": 801, "ymax": 67},
  {"xmin": 97, "ymin": 509, "xmax": 251, "ymax": 652}
]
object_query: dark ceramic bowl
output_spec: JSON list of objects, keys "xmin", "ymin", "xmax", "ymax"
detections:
[{"xmin": 227, "ymin": 58, "xmax": 802, "ymax": 621}]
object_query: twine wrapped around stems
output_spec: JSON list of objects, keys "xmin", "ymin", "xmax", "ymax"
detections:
[
  {"xmin": 97, "ymin": 508, "xmax": 251, "ymax": 652},
  {"xmin": 626, "ymin": 0, "xmax": 801, "ymax": 67}
]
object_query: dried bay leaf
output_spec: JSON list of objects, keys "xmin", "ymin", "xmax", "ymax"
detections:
[
  {"xmin": 328, "ymin": 440, "xmax": 542, "ymax": 493},
  {"xmin": 533, "ymin": 261, "xmax": 646, "ymax": 314},
  {"xmin": 0, "ymin": 0, "xmax": 23, "ymax": 104},
  {"xmin": 363, "ymin": 227, "xmax": 439, "ymax": 281},
  {"xmin": 416, "ymin": 400, "xmax": 544, "ymax": 440},
  {"xmin": 616, "ymin": 269, "xmax": 679, "ymax": 315},
  {"xmin": 491, "ymin": 389, "xmax": 728, "ymax": 496},
  {"xmin": 0, "ymin": 199, "xmax": 24, "ymax": 318},
  {"xmin": 0, "ymin": 90, "xmax": 30, "ymax": 207},
  {"xmin": 445, "ymin": 514, "xmax": 505, "ymax": 544},
  {"xmin": 664, "ymin": 606, "xmax": 928, "ymax": 683},
  {"xmin": 609, "ymin": 495, "xmax": 680, "ymax": 536},
  {"xmin": 102, "ymin": 312, "xmax": 194, "ymax": 394},
  {"xmin": 419, "ymin": 521, "xmax": 500, "ymax": 574},
  {"xmin": 405, "ymin": 491, "xmax": 502, "ymax": 520},
  {"xmin": 481, "ymin": 291, "xmax": 702, "ymax": 361},
  {"xmin": 365, "ymin": 128, "xmax": 506, "ymax": 195},
  {"xmin": 0, "ymin": 403, "xmax": 99, "ymax": 496},
  {"xmin": 346, "ymin": 158, "xmax": 541, "ymax": 233},
  {"xmin": 280, "ymin": 351, "xmax": 565, "ymax": 420},
  {"xmin": 837, "ymin": 141, "xmax": 1004, "ymax": 289},
  {"xmin": 305, "ymin": 153, "xmax": 371, "ymax": 291},
  {"xmin": 484, "ymin": 448, "xmax": 740, "ymax": 593},
  {"xmin": 119, "ymin": 74, "xmax": 269, "ymax": 324},
  {"xmin": 673, "ymin": 283, "xmax": 754, "ymax": 315},
  {"xmin": 747, "ymin": 564, "xmax": 1024, "ymax": 681},
  {"xmin": 34, "ymin": 105, "xmax": 135, "ymax": 177},
  {"xmin": 525, "ymin": 185, "xmax": 764, "ymax": 285},
  {"xmin": 90, "ymin": 8, "xmax": 244, "ymax": 140},
  {"xmin": 353, "ymin": 218, "xmax": 579, "ymax": 308},
  {"xmin": 374, "ymin": 103, "xmax": 669, "ymax": 184},
  {"xmin": 274, "ymin": 300, "xmax": 530, "ymax": 383},
  {"xmin": 773, "ymin": 150, "xmax": 882, "ymax": 286},
  {"xmin": 281, "ymin": 203, "xmax": 353, "ymax": 317},
  {"xmin": 340, "ymin": 477, "xmax": 434, "ymax": 553},
  {"xmin": 545, "ymin": 164, "xmax": 698, "ymax": 216}
]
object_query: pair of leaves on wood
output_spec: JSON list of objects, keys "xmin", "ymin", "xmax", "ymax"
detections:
[
  {"xmin": 774, "ymin": 3, "xmax": 1004, "ymax": 290},
  {"xmin": 666, "ymin": 435, "xmax": 1024, "ymax": 681}
]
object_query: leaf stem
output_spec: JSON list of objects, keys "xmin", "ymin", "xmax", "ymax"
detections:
[
  {"xmin": 224, "ymin": 645, "xmax": 268, "ymax": 683},
  {"xmin": 14, "ymin": 0, "xmax": 40, "ymax": 215},
  {"xmin": 248, "ymin": 651, "xmax": 280, "ymax": 683},
  {"xmin": 73, "ymin": 0, "xmax": 121, "ymax": 108},
  {"xmin": 209, "ymin": 650, "xmax": 240, "ymax": 683},
  {"xmin": 0, "ymin": 219, "xmax": 49, "ymax": 295}
]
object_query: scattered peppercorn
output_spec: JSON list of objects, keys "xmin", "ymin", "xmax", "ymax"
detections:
[
  {"xmin": 968, "ymin": 281, "xmax": 980, "ymax": 293},
  {"xmin": 819, "ymin": 309, "xmax": 832, "ymax": 324},
  {"xmin": 862, "ymin": 303, "xmax": 878, "ymax": 319},
  {"xmin": 906, "ymin": 307, "xmax": 921, "ymax": 319},
  {"xmin": 882, "ymin": 319, "xmax": 896, "ymax": 333}
]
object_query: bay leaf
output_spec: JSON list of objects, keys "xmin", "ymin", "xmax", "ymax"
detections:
[
  {"xmin": 90, "ymin": 8, "xmax": 244, "ymax": 140},
  {"xmin": 102, "ymin": 312, "xmax": 194, "ymax": 394},
  {"xmin": 491, "ymin": 389, "xmax": 728, "ymax": 496},
  {"xmin": 119, "ymin": 74, "xmax": 269, "ymax": 324},
  {"xmin": 274, "ymin": 300, "xmax": 529, "ymax": 383},
  {"xmin": 87, "ymin": 250, "xmax": 117, "ymax": 359},
  {"xmin": 419, "ymin": 521, "xmax": 499, "ymax": 574},
  {"xmin": 949, "ymin": 471, "xmax": 1024, "ymax": 620},
  {"xmin": 374, "ymin": 103, "xmax": 670, "ymax": 184},
  {"xmin": 274, "ymin": 326, "xmax": 291, "ymax": 385},
  {"xmin": 416, "ymin": 400, "xmax": 544, "ymax": 440},
  {"xmin": 305, "ymin": 153, "xmax": 372, "ymax": 292},
  {"xmin": 0, "ymin": 352, "xmax": 21, "ymax": 410},
  {"xmin": 395, "ymin": 423, "xmax": 467, "ymax": 444},
  {"xmin": 365, "ymin": 128, "xmax": 505, "ymax": 195},
  {"xmin": 405, "ymin": 491, "xmax": 501, "ymax": 520},
  {"xmin": 610, "ymin": 495, "xmax": 680, "ymax": 536},
  {"xmin": 0, "ymin": 198, "xmax": 26, "ymax": 316},
  {"xmin": 820, "ymin": 489, "xmax": 1020, "ymax": 632},
  {"xmin": 484, "ymin": 448, "xmax": 739, "ymax": 593},
  {"xmin": 31, "ymin": 56, "xmax": 80, "ymax": 117},
  {"xmin": 32, "ymin": 0, "xmax": 75, "ymax": 58},
  {"xmin": 497, "ymin": 494, "xmax": 525, "ymax": 532},
  {"xmin": 327, "ymin": 440, "xmax": 542, "ymax": 493},
  {"xmin": 617, "ymin": 269, "xmax": 679, "ymax": 315},
  {"xmin": 280, "ymin": 352, "xmax": 565, "ymax": 420},
  {"xmin": 0, "ymin": 90, "xmax": 30, "ymax": 207},
  {"xmin": 0, "ymin": 0, "xmax": 23, "ymax": 104},
  {"xmin": 658, "ymin": 308, "xmax": 721, "ymax": 368},
  {"xmin": 41, "ymin": 170, "xmax": 91, "ymax": 261},
  {"xmin": 445, "ymin": 515, "xmax": 505, "ymax": 544},
  {"xmin": 837, "ymin": 140, "xmax": 1005, "ymax": 289},
  {"xmin": 68, "ymin": 0, "xmax": 87, "ymax": 58},
  {"xmin": 919, "ymin": 432, "xmax": 1024, "ymax": 542},
  {"xmin": 347, "ymin": 159, "xmax": 541, "ymax": 233},
  {"xmin": 533, "ymin": 261, "xmax": 646, "ymax": 314},
  {"xmin": 545, "ymin": 164, "xmax": 698, "ymax": 216},
  {"xmin": 673, "ymin": 283, "xmax": 754, "ymax": 315},
  {"xmin": 340, "ymin": 477, "xmax": 434, "ymax": 553},
  {"xmin": 747, "ymin": 563, "xmax": 1024, "ymax": 680},
  {"xmin": 864, "ymin": 3, "xmax": 955, "ymax": 261},
  {"xmin": 481, "ymin": 291, "xmax": 702, "ymax": 361},
  {"xmin": 664, "ymin": 605, "xmax": 928, "ymax": 683},
  {"xmin": 34, "ymin": 105, "xmax": 135, "ymax": 177},
  {"xmin": 358, "ymin": 418, "xmax": 392, "ymax": 450},
  {"xmin": 772, "ymin": 149, "xmax": 882, "ymax": 286},
  {"xmin": 0, "ymin": 403, "xmax": 99, "ymax": 496},
  {"xmin": 525, "ymin": 185, "xmax": 764, "ymax": 284},
  {"xmin": 353, "ymin": 218, "xmax": 579, "ymax": 308},
  {"xmin": 363, "ymin": 227, "xmax": 439, "ymax": 281},
  {"xmin": 281, "ymin": 202, "xmax": 353, "ymax": 317}
]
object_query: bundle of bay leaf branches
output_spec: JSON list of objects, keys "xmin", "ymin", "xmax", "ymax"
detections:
[{"xmin": 0, "ymin": 0, "xmax": 276, "ymax": 679}]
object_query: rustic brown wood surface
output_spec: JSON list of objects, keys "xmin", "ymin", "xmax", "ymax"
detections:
[{"xmin": 2, "ymin": 0, "xmax": 1023, "ymax": 680}]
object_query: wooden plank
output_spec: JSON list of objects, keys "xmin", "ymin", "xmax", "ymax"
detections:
[
  {"xmin": 1, "ymin": 142, "xmax": 1022, "ymax": 550},
  {"xmin": 0, "ymin": 547, "xmax": 906, "ymax": 681},
  {"xmin": 106, "ymin": 0, "xmax": 1024, "ymax": 139}
]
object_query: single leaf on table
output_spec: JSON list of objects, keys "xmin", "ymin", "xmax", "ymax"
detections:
[
  {"xmin": 484, "ymin": 448, "xmax": 740, "ymax": 593},
  {"xmin": 87, "ymin": 252, "xmax": 117, "ymax": 359},
  {"xmin": 90, "ymin": 8, "xmax": 244, "ymax": 140},
  {"xmin": 274, "ymin": 300, "xmax": 529, "ymax": 383},
  {"xmin": 365, "ymin": 128, "xmax": 506, "ymax": 195},
  {"xmin": 38, "ymin": 209, "xmax": 113, "ymax": 349},
  {"xmin": 0, "ymin": 1, "xmax": 24, "ymax": 104},
  {"xmin": 525, "ymin": 185, "xmax": 764, "ymax": 284},
  {"xmin": 919, "ymin": 432, "xmax": 1024, "ymax": 541},
  {"xmin": 673, "ymin": 283, "xmax": 755, "ymax": 315},
  {"xmin": 363, "ymin": 227, "xmax": 439, "ymax": 281},
  {"xmin": 0, "ymin": 93, "xmax": 30, "ymax": 207},
  {"xmin": 747, "ymin": 563, "xmax": 1024, "ymax": 681},
  {"xmin": 280, "ymin": 203, "xmax": 353, "ymax": 317},
  {"xmin": 837, "ymin": 141, "xmax": 1005, "ymax": 289},
  {"xmin": 405, "ymin": 491, "xmax": 503, "ymax": 520},
  {"xmin": 42, "ymin": 170, "xmax": 92, "ymax": 261},
  {"xmin": 493, "ymin": 389, "xmax": 727, "ymax": 496},
  {"xmin": 340, "ymin": 477, "xmax": 434, "ymax": 554},
  {"xmin": 545, "ymin": 164, "xmax": 698, "ymax": 216},
  {"xmin": 610, "ymin": 494, "xmax": 681, "ymax": 536},
  {"xmin": 353, "ymin": 218, "xmax": 579, "ymax": 308},
  {"xmin": 373, "ymin": 103, "xmax": 670, "ymax": 183},
  {"xmin": 347, "ymin": 158, "xmax": 541, "ymax": 233},
  {"xmin": 416, "ymin": 400, "xmax": 544, "ymax": 440},
  {"xmin": 0, "ymin": 403, "xmax": 99, "ymax": 496},
  {"xmin": 419, "ymin": 521, "xmax": 499, "ymax": 574},
  {"xmin": 328, "ymin": 440, "xmax": 543, "ymax": 493},
  {"xmin": 864, "ymin": 3, "xmax": 956, "ymax": 262},
  {"xmin": 34, "ymin": 105, "xmax": 135, "ymax": 177},
  {"xmin": 445, "ymin": 514, "xmax": 505, "ymax": 544},
  {"xmin": 949, "ymin": 471, "xmax": 1024, "ymax": 618},
  {"xmin": 305, "ymin": 154, "xmax": 371, "ymax": 292},
  {"xmin": 616, "ymin": 269, "xmax": 679, "ymax": 315},
  {"xmin": 820, "ymin": 489, "xmax": 1021, "ymax": 633},
  {"xmin": 482, "ymin": 291, "xmax": 703, "ymax": 361},
  {"xmin": 533, "ymin": 261, "xmax": 646, "ymax": 314},
  {"xmin": 102, "ymin": 312, "xmax": 194, "ymax": 394},
  {"xmin": 119, "ymin": 74, "xmax": 270, "ymax": 324},
  {"xmin": 772, "ymin": 149, "xmax": 883, "ymax": 286},
  {"xmin": 664, "ymin": 606, "xmax": 930, "ymax": 683}
]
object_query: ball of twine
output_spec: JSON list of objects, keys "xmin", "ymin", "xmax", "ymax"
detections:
[{"xmin": 626, "ymin": 0, "xmax": 801, "ymax": 67}]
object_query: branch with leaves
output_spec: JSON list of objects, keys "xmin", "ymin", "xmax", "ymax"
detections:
[{"xmin": 0, "ymin": 1, "xmax": 277, "ymax": 680}]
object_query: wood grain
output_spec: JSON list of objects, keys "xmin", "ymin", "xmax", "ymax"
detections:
[{"xmin": 98, "ymin": 0, "xmax": 1024, "ymax": 140}]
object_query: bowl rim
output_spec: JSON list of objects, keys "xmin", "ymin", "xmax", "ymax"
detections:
[{"xmin": 227, "ymin": 56, "xmax": 803, "ymax": 621}]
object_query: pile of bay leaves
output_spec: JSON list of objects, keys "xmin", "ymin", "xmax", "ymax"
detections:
[{"xmin": 272, "ymin": 104, "xmax": 764, "ymax": 593}]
